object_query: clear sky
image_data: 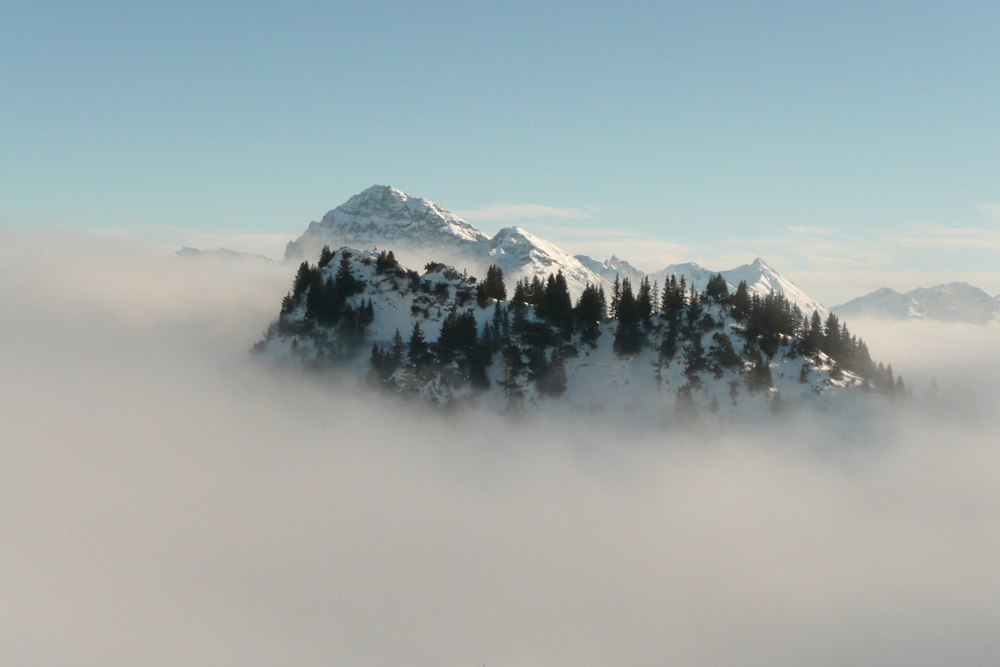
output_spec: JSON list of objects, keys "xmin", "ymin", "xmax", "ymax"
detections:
[{"xmin": 3, "ymin": 1, "xmax": 998, "ymax": 302}]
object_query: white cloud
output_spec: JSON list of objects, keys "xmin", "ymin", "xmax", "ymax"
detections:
[
  {"xmin": 980, "ymin": 202, "xmax": 1000, "ymax": 219},
  {"xmin": 787, "ymin": 225, "xmax": 834, "ymax": 235},
  {"xmin": 453, "ymin": 202, "xmax": 592, "ymax": 221},
  {"xmin": 885, "ymin": 226, "xmax": 1000, "ymax": 252}
]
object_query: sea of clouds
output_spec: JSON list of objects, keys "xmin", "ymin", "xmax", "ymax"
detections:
[{"xmin": 2, "ymin": 230, "xmax": 999, "ymax": 666}]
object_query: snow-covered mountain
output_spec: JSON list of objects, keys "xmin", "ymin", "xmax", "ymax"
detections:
[
  {"xmin": 575, "ymin": 254, "xmax": 646, "ymax": 286},
  {"xmin": 284, "ymin": 185, "xmax": 828, "ymax": 314},
  {"xmin": 645, "ymin": 259, "xmax": 827, "ymax": 317},
  {"xmin": 834, "ymin": 283, "xmax": 1000, "ymax": 324},
  {"xmin": 284, "ymin": 185, "xmax": 607, "ymax": 298},
  {"xmin": 285, "ymin": 185, "xmax": 490, "ymax": 261},
  {"xmin": 485, "ymin": 226, "xmax": 606, "ymax": 298},
  {"xmin": 718, "ymin": 258, "xmax": 828, "ymax": 318}
]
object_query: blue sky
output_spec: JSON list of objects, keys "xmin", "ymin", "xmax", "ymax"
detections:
[{"xmin": 3, "ymin": 1, "xmax": 998, "ymax": 301}]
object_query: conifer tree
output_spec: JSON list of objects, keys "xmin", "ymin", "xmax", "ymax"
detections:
[
  {"xmin": 730, "ymin": 280, "xmax": 751, "ymax": 321},
  {"xmin": 497, "ymin": 344, "xmax": 525, "ymax": 399},
  {"xmin": 613, "ymin": 278, "xmax": 643, "ymax": 356},
  {"xmin": 574, "ymin": 283, "xmax": 606, "ymax": 346},
  {"xmin": 408, "ymin": 321, "xmax": 432, "ymax": 370},
  {"xmin": 492, "ymin": 302, "xmax": 507, "ymax": 351},
  {"xmin": 529, "ymin": 275, "xmax": 545, "ymax": 305},
  {"xmin": 658, "ymin": 320, "xmax": 679, "ymax": 365},
  {"xmin": 637, "ymin": 277, "xmax": 653, "ymax": 324},
  {"xmin": 683, "ymin": 334, "xmax": 708, "ymax": 385},
  {"xmin": 334, "ymin": 252, "xmax": 360, "ymax": 298},
  {"xmin": 610, "ymin": 274, "xmax": 621, "ymax": 319},
  {"xmin": 291, "ymin": 261, "xmax": 314, "ymax": 300},
  {"xmin": 318, "ymin": 245, "xmax": 335, "ymax": 269},
  {"xmin": 512, "ymin": 278, "xmax": 529, "ymax": 305},
  {"xmin": 390, "ymin": 328, "xmax": 405, "ymax": 365},
  {"xmin": 478, "ymin": 264, "xmax": 508, "ymax": 306},
  {"xmin": 705, "ymin": 273, "xmax": 729, "ymax": 301}
]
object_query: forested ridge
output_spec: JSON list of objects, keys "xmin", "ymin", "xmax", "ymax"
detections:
[{"xmin": 254, "ymin": 246, "xmax": 905, "ymax": 414}]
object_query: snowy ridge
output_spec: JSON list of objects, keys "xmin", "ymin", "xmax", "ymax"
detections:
[
  {"xmin": 834, "ymin": 283, "xmax": 1000, "ymax": 325},
  {"xmin": 719, "ymin": 258, "xmax": 828, "ymax": 318},
  {"xmin": 649, "ymin": 259, "xmax": 828, "ymax": 317},
  {"xmin": 575, "ymin": 254, "xmax": 646, "ymax": 286},
  {"xmin": 285, "ymin": 185, "xmax": 828, "ymax": 312},
  {"xmin": 487, "ymin": 226, "xmax": 606, "ymax": 298}
]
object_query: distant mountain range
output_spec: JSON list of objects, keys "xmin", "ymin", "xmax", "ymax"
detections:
[
  {"xmin": 834, "ymin": 284, "xmax": 1000, "ymax": 325},
  {"xmin": 284, "ymin": 185, "xmax": 828, "ymax": 316},
  {"xmin": 176, "ymin": 246, "xmax": 278, "ymax": 263}
]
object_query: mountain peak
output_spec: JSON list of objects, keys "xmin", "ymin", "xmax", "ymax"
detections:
[
  {"xmin": 333, "ymin": 184, "xmax": 431, "ymax": 219},
  {"xmin": 284, "ymin": 186, "xmax": 490, "ymax": 261}
]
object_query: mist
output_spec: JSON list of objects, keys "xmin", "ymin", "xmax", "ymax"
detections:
[{"xmin": 2, "ymin": 230, "xmax": 999, "ymax": 666}]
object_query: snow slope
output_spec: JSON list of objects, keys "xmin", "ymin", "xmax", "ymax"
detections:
[{"xmin": 834, "ymin": 283, "xmax": 1000, "ymax": 324}]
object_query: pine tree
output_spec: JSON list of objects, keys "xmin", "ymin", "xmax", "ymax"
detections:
[
  {"xmin": 318, "ymin": 245, "xmax": 335, "ymax": 269},
  {"xmin": 683, "ymin": 334, "xmax": 708, "ymax": 385},
  {"xmin": 637, "ymin": 277, "xmax": 653, "ymax": 324},
  {"xmin": 610, "ymin": 274, "xmax": 621, "ymax": 320},
  {"xmin": 705, "ymin": 273, "xmax": 729, "ymax": 301},
  {"xmin": 390, "ymin": 328, "xmax": 405, "ymax": 365},
  {"xmin": 478, "ymin": 264, "xmax": 508, "ymax": 306},
  {"xmin": 658, "ymin": 320, "xmax": 679, "ymax": 366},
  {"xmin": 730, "ymin": 280, "xmax": 751, "ymax": 321},
  {"xmin": 408, "ymin": 321, "xmax": 432, "ymax": 370},
  {"xmin": 334, "ymin": 252, "xmax": 360, "ymax": 298},
  {"xmin": 486, "ymin": 265, "xmax": 508, "ymax": 300},
  {"xmin": 613, "ymin": 278, "xmax": 643, "ymax": 356},
  {"xmin": 291, "ymin": 261, "xmax": 314, "ymax": 300},
  {"xmin": 512, "ymin": 278, "xmax": 528, "ymax": 305},
  {"xmin": 529, "ymin": 275, "xmax": 545, "ymax": 305},
  {"xmin": 574, "ymin": 283, "xmax": 605, "ymax": 346}
]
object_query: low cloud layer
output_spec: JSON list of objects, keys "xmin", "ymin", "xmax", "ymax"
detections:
[{"xmin": 2, "ymin": 231, "xmax": 1000, "ymax": 666}]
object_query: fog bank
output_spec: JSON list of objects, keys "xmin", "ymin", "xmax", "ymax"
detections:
[{"xmin": 2, "ymin": 231, "xmax": 999, "ymax": 666}]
